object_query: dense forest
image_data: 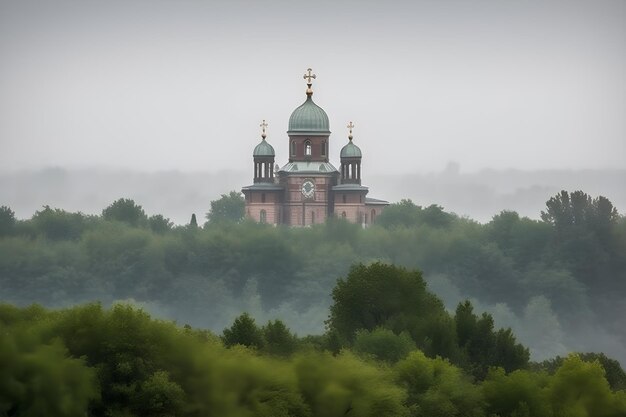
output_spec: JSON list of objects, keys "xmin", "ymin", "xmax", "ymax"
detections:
[
  {"xmin": 2, "ymin": 264, "xmax": 626, "ymax": 416},
  {"xmin": 1, "ymin": 189, "xmax": 625, "ymax": 415},
  {"xmin": 0, "ymin": 189, "xmax": 624, "ymax": 362}
]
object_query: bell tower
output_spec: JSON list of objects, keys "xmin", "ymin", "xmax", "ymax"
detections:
[
  {"xmin": 253, "ymin": 120, "xmax": 275, "ymax": 183},
  {"xmin": 286, "ymin": 68, "xmax": 331, "ymax": 163},
  {"xmin": 241, "ymin": 120, "xmax": 283, "ymax": 224}
]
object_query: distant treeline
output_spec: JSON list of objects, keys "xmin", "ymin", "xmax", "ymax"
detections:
[
  {"xmin": 0, "ymin": 189, "xmax": 625, "ymax": 362},
  {"xmin": 1, "ymin": 262, "xmax": 625, "ymax": 416}
]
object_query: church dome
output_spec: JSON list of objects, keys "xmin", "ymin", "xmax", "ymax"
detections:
[
  {"xmin": 340, "ymin": 141, "xmax": 362, "ymax": 158},
  {"xmin": 253, "ymin": 138, "xmax": 275, "ymax": 157},
  {"xmin": 288, "ymin": 96, "xmax": 330, "ymax": 135}
]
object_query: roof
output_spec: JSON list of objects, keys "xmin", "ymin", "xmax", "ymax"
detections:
[
  {"xmin": 253, "ymin": 139, "xmax": 275, "ymax": 157},
  {"xmin": 287, "ymin": 96, "xmax": 331, "ymax": 135},
  {"xmin": 365, "ymin": 197, "xmax": 390, "ymax": 205},
  {"xmin": 279, "ymin": 161, "xmax": 339, "ymax": 174},
  {"xmin": 340, "ymin": 141, "xmax": 362, "ymax": 158},
  {"xmin": 332, "ymin": 184, "xmax": 369, "ymax": 192},
  {"xmin": 241, "ymin": 183, "xmax": 284, "ymax": 192}
]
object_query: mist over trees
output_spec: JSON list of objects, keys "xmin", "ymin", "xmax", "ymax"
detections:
[{"xmin": 0, "ymin": 189, "xmax": 625, "ymax": 368}]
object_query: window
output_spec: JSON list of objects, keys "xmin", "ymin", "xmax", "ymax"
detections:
[
  {"xmin": 371, "ymin": 209, "xmax": 376, "ymax": 223},
  {"xmin": 341, "ymin": 211, "xmax": 347, "ymax": 218},
  {"xmin": 291, "ymin": 141, "xmax": 296, "ymax": 156},
  {"xmin": 261, "ymin": 193, "xmax": 266, "ymax": 203},
  {"xmin": 311, "ymin": 211, "xmax": 315, "ymax": 225},
  {"xmin": 305, "ymin": 140, "xmax": 312, "ymax": 156},
  {"xmin": 342, "ymin": 194, "xmax": 346, "ymax": 204},
  {"xmin": 321, "ymin": 140, "xmax": 326, "ymax": 156},
  {"xmin": 260, "ymin": 209, "xmax": 267, "ymax": 223}
]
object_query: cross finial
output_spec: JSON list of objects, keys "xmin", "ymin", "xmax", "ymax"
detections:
[
  {"xmin": 347, "ymin": 121, "xmax": 354, "ymax": 140},
  {"xmin": 260, "ymin": 119, "xmax": 268, "ymax": 139},
  {"xmin": 303, "ymin": 68, "xmax": 316, "ymax": 96},
  {"xmin": 303, "ymin": 68, "xmax": 316, "ymax": 83}
]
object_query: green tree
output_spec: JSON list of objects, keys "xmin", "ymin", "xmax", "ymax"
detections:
[
  {"xmin": 0, "ymin": 205, "xmax": 16, "ymax": 236},
  {"xmin": 295, "ymin": 351, "xmax": 409, "ymax": 417},
  {"xmin": 541, "ymin": 190, "xmax": 619, "ymax": 234},
  {"xmin": 547, "ymin": 354, "xmax": 626, "ymax": 416},
  {"xmin": 102, "ymin": 198, "xmax": 148, "ymax": 227},
  {"xmin": 135, "ymin": 371, "xmax": 185, "ymax": 417},
  {"xmin": 393, "ymin": 350, "xmax": 484, "ymax": 417},
  {"xmin": 482, "ymin": 367, "xmax": 551, "ymax": 417},
  {"xmin": 206, "ymin": 191, "xmax": 245, "ymax": 224},
  {"xmin": 148, "ymin": 214, "xmax": 173, "ymax": 234},
  {"xmin": 353, "ymin": 327, "xmax": 415, "ymax": 363},
  {"xmin": 262, "ymin": 319, "xmax": 298, "ymax": 356},
  {"xmin": 455, "ymin": 300, "xmax": 529, "ymax": 380},
  {"xmin": 222, "ymin": 312, "xmax": 265, "ymax": 350},
  {"xmin": 327, "ymin": 263, "xmax": 455, "ymax": 358},
  {"xmin": 0, "ymin": 328, "xmax": 98, "ymax": 416},
  {"xmin": 376, "ymin": 199, "xmax": 422, "ymax": 229},
  {"xmin": 31, "ymin": 205, "xmax": 89, "ymax": 240},
  {"xmin": 536, "ymin": 352, "xmax": 626, "ymax": 391}
]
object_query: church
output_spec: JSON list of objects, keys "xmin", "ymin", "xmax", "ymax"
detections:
[{"xmin": 242, "ymin": 69, "xmax": 388, "ymax": 226}]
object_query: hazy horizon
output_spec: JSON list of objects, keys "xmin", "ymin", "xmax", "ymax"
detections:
[{"xmin": 1, "ymin": 0, "xmax": 625, "ymax": 175}]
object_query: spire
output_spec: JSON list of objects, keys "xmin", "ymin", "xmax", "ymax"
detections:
[
  {"xmin": 347, "ymin": 121, "xmax": 354, "ymax": 141},
  {"xmin": 260, "ymin": 119, "xmax": 268, "ymax": 140},
  {"xmin": 303, "ymin": 68, "xmax": 316, "ymax": 97}
]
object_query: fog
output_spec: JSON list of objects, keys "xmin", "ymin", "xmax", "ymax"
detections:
[
  {"xmin": 1, "ymin": 0, "xmax": 624, "ymax": 174},
  {"xmin": 1, "ymin": 0, "xmax": 625, "ymax": 372},
  {"xmin": 1, "ymin": 166, "xmax": 624, "ymax": 224}
]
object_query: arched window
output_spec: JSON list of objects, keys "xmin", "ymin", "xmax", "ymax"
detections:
[
  {"xmin": 291, "ymin": 141, "xmax": 296, "ymax": 156},
  {"xmin": 342, "ymin": 194, "xmax": 347, "ymax": 204},
  {"xmin": 260, "ymin": 209, "xmax": 267, "ymax": 223},
  {"xmin": 305, "ymin": 140, "xmax": 312, "ymax": 156},
  {"xmin": 341, "ymin": 211, "xmax": 346, "ymax": 218},
  {"xmin": 311, "ymin": 211, "xmax": 315, "ymax": 225},
  {"xmin": 321, "ymin": 140, "xmax": 326, "ymax": 156},
  {"xmin": 371, "ymin": 209, "xmax": 376, "ymax": 223},
  {"xmin": 261, "ymin": 193, "xmax": 266, "ymax": 203}
]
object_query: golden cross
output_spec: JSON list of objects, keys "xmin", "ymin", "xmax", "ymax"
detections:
[
  {"xmin": 260, "ymin": 119, "xmax": 268, "ymax": 138},
  {"xmin": 347, "ymin": 121, "xmax": 354, "ymax": 140},
  {"xmin": 303, "ymin": 68, "xmax": 316, "ymax": 84}
]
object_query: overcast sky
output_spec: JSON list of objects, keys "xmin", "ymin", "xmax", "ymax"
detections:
[{"xmin": 1, "ymin": 0, "xmax": 624, "ymax": 174}]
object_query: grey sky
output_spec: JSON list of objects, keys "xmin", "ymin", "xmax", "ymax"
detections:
[{"xmin": 1, "ymin": 0, "xmax": 624, "ymax": 174}]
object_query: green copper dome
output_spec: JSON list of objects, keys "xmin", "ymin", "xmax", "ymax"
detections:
[
  {"xmin": 253, "ymin": 139, "xmax": 275, "ymax": 157},
  {"xmin": 288, "ymin": 96, "xmax": 330, "ymax": 135},
  {"xmin": 340, "ymin": 141, "xmax": 362, "ymax": 158}
]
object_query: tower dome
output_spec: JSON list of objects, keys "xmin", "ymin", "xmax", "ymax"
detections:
[
  {"xmin": 340, "ymin": 141, "xmax": 362, "ymax": 158},
  {"xmin": 287, "ymin": 68, "xmax": 330, "ymax": 135},
  {"xmin": 253, "ymin": 139, "xmax": 275, "ymax": 156},
  {"xmin": 288, "ymin": 96, "xmax": 330, "ymax": 135},
  {"xmin": 340, "ymin": 121, "xmax": 362, "ymax": 158},
  {"xmin": 253, "ymin": 119, "xmax": 275, "ymax": 156}
]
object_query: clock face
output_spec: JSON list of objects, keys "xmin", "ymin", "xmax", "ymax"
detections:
[{"xmin": 301, "ymin": 180, "xmax": 315, "ymax": 199}]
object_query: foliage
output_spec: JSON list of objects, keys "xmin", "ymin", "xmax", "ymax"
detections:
[
  {"xmin": 31, "ymin": 205, "xmax": 90, "ymax": 240},
  {"xmin": 327, "ymin": 263, "xmax": 451, "ymax": 356},
  {"xmin": 206, "ymin": 191, "xmax": 245, "ymax": 224},
  {"xmin": 0, "ymin": 205, "xmax": 16, "ymax": 236},
  {"xmin": 0, "ymin": 188, "xmax": 624, "ymax": 382},
  {"xmin": 455, "ymin": 300, "xmax": 529, "ymax": 379},
  {"xmin": 222, "ymin": 312, "xmax": 265, "ymax": 350},
  {"xmin": 148, "ymin": 214, "xmax": 173, "ymax": 234},
  {"xmin": 353, "ymin": 327, "xmax": 415, "ymax": 363},
  {"xmin": 263, "ymin": 319, "xmax": 299, "ymax": 356},
  {"xmin": 102, "ymin": 198, "xmax": 148, "ymax": 227},
  {"xmin": 0, "ymin": 323, "xmax": 99, "ymax": 416},
  {"xmin": 535, "ymin": 352, "xmax": 626, "ymax": 391},
  {"xmin": 393, "ymin": 351, "xmax": 484, "ymax": 417}
]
